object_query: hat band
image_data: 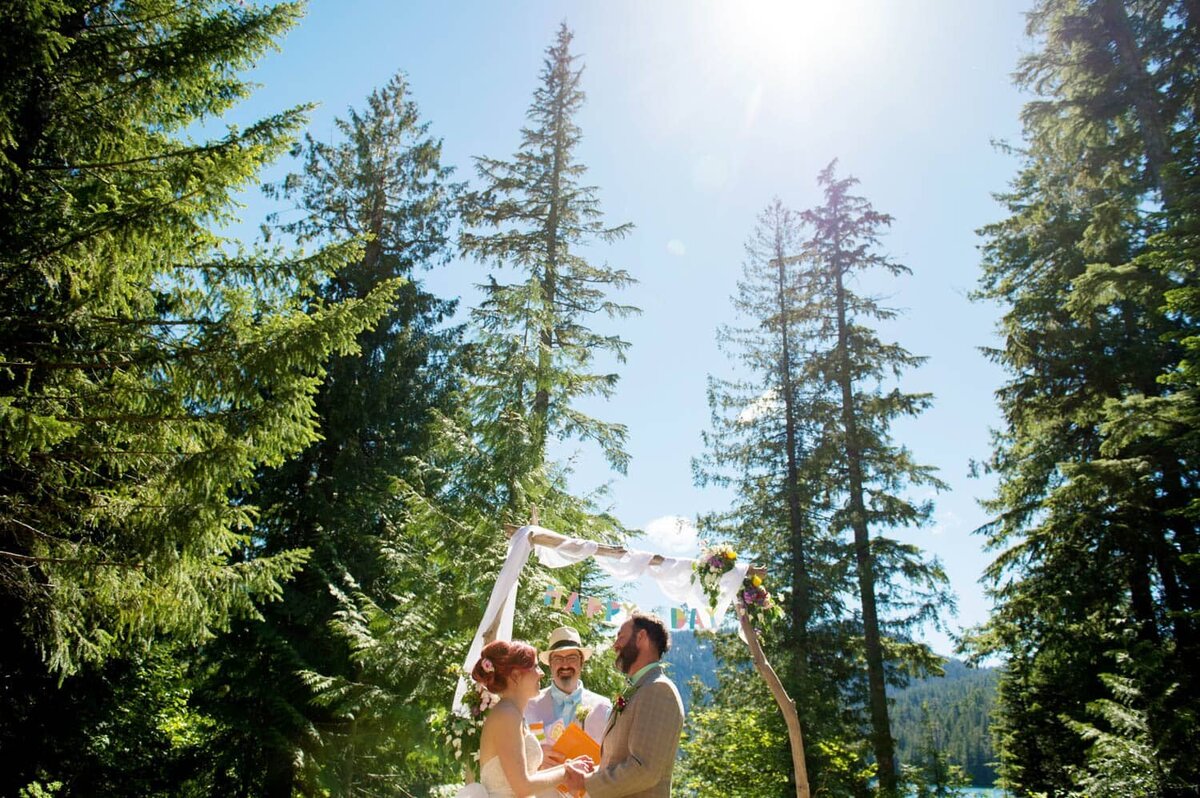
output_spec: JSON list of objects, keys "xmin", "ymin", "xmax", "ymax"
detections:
[{"xmin": 549, "ymin": 639, "xmax": 583, "ymax": 651}]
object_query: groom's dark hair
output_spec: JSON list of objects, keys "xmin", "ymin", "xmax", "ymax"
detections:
[{"xmin": 630, "ymin": 612, "xmax": 670, "ymax": 658}]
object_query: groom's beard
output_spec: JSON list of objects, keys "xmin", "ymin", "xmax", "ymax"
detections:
[{"xmin": 614, "ymin": 638, "xmax": 639, "ymax": 674}]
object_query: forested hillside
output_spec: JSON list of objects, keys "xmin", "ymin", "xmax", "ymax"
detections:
[
  {"xmin": 891, "ymin": 660, "xmax": 999, "ymax": 786},
  {"xmin": 664, "ymin": 630, "xmax": 719, "ymax": 711},
  {"xmin": 672, "ymin": 635, "xmax": 999, "ymax": 787}
]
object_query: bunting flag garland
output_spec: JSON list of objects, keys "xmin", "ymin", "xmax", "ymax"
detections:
[{"xmin": 543, "ymin": 585, "xmax": 718, "ymax": 629}]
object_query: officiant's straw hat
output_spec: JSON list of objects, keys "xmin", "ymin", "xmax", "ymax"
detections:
[{"xmin": 539, "ymin": 626, "xmax": 593, "ymax": 665}]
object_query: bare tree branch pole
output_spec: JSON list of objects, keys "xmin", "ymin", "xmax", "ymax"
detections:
[{"xmin": 736, "ymin": 595, "xmax": 810, "ymax": 798}]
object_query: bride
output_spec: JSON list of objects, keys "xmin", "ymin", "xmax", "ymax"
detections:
[{"xmin": 471, "ymin": 639, "xmax": 594, "ymax": 797}]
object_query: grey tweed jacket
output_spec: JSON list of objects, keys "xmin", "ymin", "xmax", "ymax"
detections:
[{"xmin": 584, "ymin": 664, "xmax": 684, "ymax": 798}]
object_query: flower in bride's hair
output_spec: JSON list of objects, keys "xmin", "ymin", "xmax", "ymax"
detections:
[{"xmin": 480, "ymin": 657, "xmax": 494, "ymax": 673}]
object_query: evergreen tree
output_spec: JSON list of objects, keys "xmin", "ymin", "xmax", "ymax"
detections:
[
  {"xmin": 900, "ymin": 702, "xmax": 970, "ymax": 798},
  {"xmin": 0, "ymin": 2, "xmax": 398, "ymax": 790},
  {"xmin": 694, "ymin": 176, "xmax": 951, "ymax": 797},
  {"xmin": 454, "ymin": 26, "xmax": 638, "ymax": 723},
  {"xmin": 196, "ymin": 72, "xmax": 465, "ymax": 796},
  {"xmin": 797, "ymin": 163, "xmax": 951, "ymax": 796},
  {"xmin": 891, "ymin": 660, "xmax": 999, "ymax": 786},
  {"xmin": 678, "ymin": 632, "xmax": 797, "ymax": 798},
  {"xmin": 971, "ymin": 1, "xmax": 1200, "ymax": 793},
  {"xmin": 1066, "ymin": 670, "xmax": 1180, "ymax": 798},
  {"xmin": 460, "ymin": 22, "xmax": 638, "ymax": 504},
  {"xmin": 694, "ymin": 199, "xmax": 865, "ymax": 795}
]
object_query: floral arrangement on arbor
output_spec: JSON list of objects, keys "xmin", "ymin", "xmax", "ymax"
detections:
[
  {"xmin": 692, "ymin": 543, "xmax": 738, "ymax": 613},
  {"xmin": 443, "ymin": 672, "xmax": 499, "ymax": 762},
  {"xmin": 739, "ymin": 572, "xmax": 783, "ymax": 629}
]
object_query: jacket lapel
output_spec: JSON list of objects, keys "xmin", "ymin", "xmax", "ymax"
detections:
[{"xmin": 603, "ymin": 664, "xmax": 662, "ymax": 738}]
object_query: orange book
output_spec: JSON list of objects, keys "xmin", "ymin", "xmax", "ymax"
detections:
[
  {"xmin": 550, "ymin": 721, "xmax": 600, "ymax": 763},
  {"xmin": 551, "ymin": 722, "xmax": 601, "ymax": 796}
]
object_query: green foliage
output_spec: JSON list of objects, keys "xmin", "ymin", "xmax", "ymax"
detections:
[
  {"xmin": 0, "ymin": 0, "xmax": 395, "ymax": 672},
  {"xmin": 898, "ymin": 701, "xmax": 972, "ymax": 798},
  {"xmin": 1064, "ymin": 670, "xmax": 1180, "ymax": 798},
  {"xmin": 1, "ymin": 638, "xmax": 229, "ymax": 797},
  {"xmin": 461, "ymin": 22, "xmax": 638, "ymax": 480},
  {"xmin": 677, "ymin": 633, "xmax": 795, "ymax": 798},
  {"xmin": 891, "ymin": 660, "xmax": 999, "ymax": 786},
  {"xmin": 194, "ymin": 69, "xmax": 468, "ymax": 796},
  {"xmin": 969, "ymin": 0, "xmax": 1200, "ymax": 794}
]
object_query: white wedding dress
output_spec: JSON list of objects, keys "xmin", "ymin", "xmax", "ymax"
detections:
[
  {"xmin": 472, "ymin": 722, "xmax": 576, "ymax": 798},
  {"xmin": 477, "ymin": 724, "xmax": 553, "ymax": 797}
]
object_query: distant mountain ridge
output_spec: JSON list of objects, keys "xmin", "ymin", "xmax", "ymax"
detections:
[{"xmin": 662, "ymin": 629, "xmax": 718, "ymax": 711}]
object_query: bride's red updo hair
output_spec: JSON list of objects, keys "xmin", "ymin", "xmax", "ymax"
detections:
[{"xmin": 472, "ymin": 639, "xmax": 538, "ymax": 693}]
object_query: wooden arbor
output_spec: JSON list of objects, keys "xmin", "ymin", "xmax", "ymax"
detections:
[{"xmin": 492, "ymin": 524, "xmax": 811, "ymax": 798}]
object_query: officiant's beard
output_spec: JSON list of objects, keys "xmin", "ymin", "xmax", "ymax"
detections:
[
  {"xmin": 553, "ymin": 667, "xmax": 579, "ymax": 692},
  {"xmin": 615, "ymin": 637, "xmax": 639, "ymax": 674}
]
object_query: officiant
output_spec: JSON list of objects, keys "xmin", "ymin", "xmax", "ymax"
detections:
[{"xmin": 526, "ymin": 626, "xmax": 612, "ymax": 765}]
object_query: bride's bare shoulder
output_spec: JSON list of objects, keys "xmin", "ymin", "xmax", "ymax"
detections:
[{"xmin": 485, "ymin": 700, "xmax": 523, "ymax": 727}]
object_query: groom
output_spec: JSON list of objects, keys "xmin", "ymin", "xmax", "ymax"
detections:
[{"xmin": 564, "ymin": 612, "xmax": 683, "ymax": 798}]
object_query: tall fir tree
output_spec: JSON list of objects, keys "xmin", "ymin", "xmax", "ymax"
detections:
[
  {"xmin": 694, "ymin": 176, "xmax": 952, "ymax": 797},
  {"xmin": 0, "ymin": 1, "xmax": 398, "ymax": 792},
  {"xmin": 798, "ymin": 163, "xmax": 951, "ymax": 797},
  {"xmin": 694, "ymin": 199, "xmax": 865, "ymax": 796},
  {"xmin": 455, "ymin": 26, "xmax": 638, "ymax": 691},
  {"xmin": 972, "ymin": 1, "xmax": 1200, "ymax": 793},
  {"xmin": 460, "ymin": 22, "xmax": 638, "ymax": 509},
  {"xmin": 196, "ymin": 73, "xmax": 468, "ymax": 796}
]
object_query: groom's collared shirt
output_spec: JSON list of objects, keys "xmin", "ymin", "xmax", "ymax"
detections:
[
  {"xmin": 626, "ymin": 661, "xmax": 659, "ymax": 687},
  {"xmin": 525, "ymin": 681, "xmax": 612, "ymax": 744}
]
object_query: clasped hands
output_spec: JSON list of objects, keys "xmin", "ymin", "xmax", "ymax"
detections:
[{"xmin": 562, "ymin": 755, "xmax": 594, "ymax": 793}]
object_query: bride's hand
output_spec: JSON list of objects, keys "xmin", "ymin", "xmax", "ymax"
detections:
[{"xmin": 568, "ymin": 755, "xmax": 595, "ymax": 773}]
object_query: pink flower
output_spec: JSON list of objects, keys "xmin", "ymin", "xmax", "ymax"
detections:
[{"xmin": 480, "ymin": 657, "xmax": 494, "ymax": 673}]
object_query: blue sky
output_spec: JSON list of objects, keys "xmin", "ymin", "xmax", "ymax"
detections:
[{"xmin": 228, "ymin": 1, "xmax": 1035, "ymax": 656}]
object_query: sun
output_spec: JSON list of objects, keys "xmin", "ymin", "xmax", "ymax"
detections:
[{"xmin": 710, "ymin": 0, "xmax": 878, "ymax": 78}]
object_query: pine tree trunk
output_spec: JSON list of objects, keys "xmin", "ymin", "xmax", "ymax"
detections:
[
  {"xmin": 833, "ymin": 244, "xmax": 897, "ymax": 796},
  {"xmin": 774, "ymin": 245, "xmax": 811, "ymax": 686},
  {"xmin": 533, "ymin": 62, "xmax": 568, "ymax": 457}
]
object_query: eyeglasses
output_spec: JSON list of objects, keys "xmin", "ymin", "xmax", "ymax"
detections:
[{"xmin": 549, "ymin": 653, "xmax": 582, "ymax": 666}]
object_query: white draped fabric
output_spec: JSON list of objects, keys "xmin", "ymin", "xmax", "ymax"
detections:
[{"xmin": 452, "ymin": 525, "xmax": 749, "ymax": 712}]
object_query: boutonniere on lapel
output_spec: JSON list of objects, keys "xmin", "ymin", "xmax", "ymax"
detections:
[{"xmin": 612, "ymin": 677, "xmax": 644, "ymax": 715}]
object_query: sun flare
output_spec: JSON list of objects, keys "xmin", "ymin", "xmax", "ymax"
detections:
[{"xmin": 711, "ymin": 0, "xmax": 877, "ymax": 77}]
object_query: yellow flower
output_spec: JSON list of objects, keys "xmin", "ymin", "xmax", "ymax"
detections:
[
  {"xmin": 725, "ymin": 550, "xmax": 737, "ymax": 560},
  {"xmin": 751, "ymin": 575, "xmax": 763, "ymax": 587}
]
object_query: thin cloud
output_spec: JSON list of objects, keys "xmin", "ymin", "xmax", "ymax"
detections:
[
  {"xmin": 929, "ymin": 509, "xmax": 961, "ymax": 537},
  {"xmin": 737, "ymin": 388, "xmax": 780, "ymax": 424},
  {"xmin": 666, "ymin": 239, "xmax": 687, "ymax": 257},
  {"xmin": 638, "ymin": 515, "xmax": 700, "ymax": 556}
]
